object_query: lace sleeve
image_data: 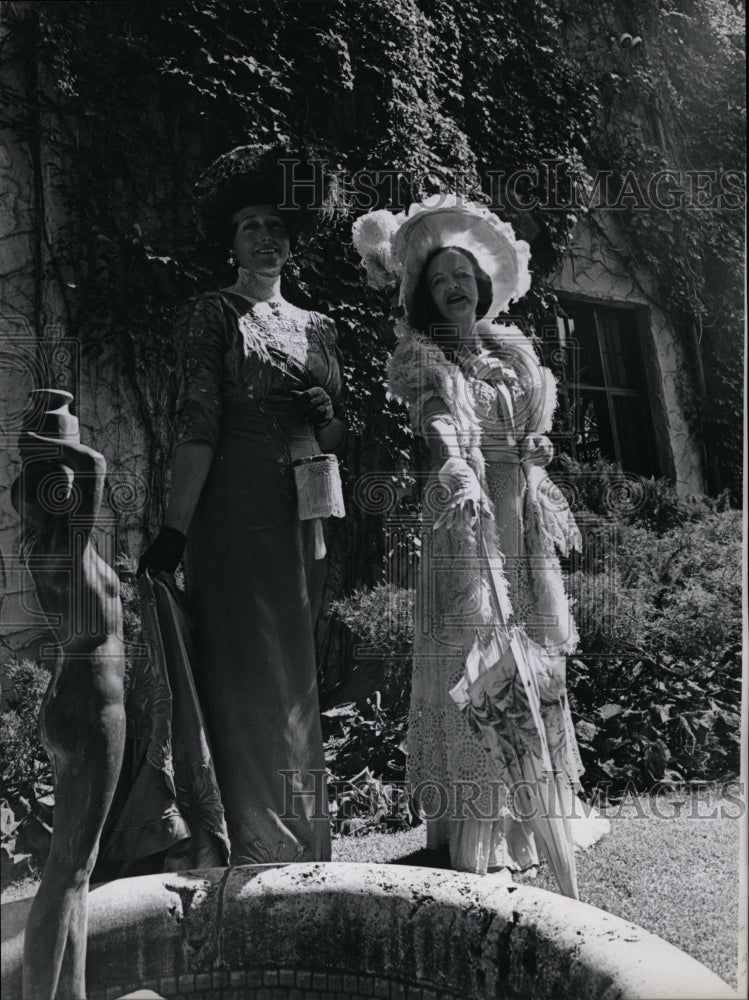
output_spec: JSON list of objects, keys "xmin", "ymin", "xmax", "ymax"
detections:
[
  {"xmin": 173, "ymin": 294, "xmax": 232, "ymax": 450},
  {"xmin": 310, "ymin": 313, "xmax": 346, "ymax": 420}
]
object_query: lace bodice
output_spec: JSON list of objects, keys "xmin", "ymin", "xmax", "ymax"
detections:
[
  {"xmin": 237, "ymin": 298, "xmax": 321, "ymax": 370},
  {"xmin": 173, "ymin": 291, "xmax": 343, "ymax": 450},
  {"xmin": 461, "ymin": 345, "xmax": 547, "ymax": 449}
]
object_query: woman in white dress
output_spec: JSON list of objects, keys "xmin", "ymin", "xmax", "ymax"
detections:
[{"xmin": 353, "ymin": 198, "xmax": 608, "ymax": 883}]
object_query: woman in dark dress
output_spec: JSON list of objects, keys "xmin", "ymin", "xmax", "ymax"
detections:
[{"xmin": 139, "ymin": 146, "xmax": 345, "ymax": 864}]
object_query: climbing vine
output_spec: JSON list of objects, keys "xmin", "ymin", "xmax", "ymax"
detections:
[{"xmin": 0, "ymin": 0, "xmax": 744, "ymax": 552}]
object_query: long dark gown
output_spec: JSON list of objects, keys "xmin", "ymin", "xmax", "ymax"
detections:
[{"xmin": 172, "ymin": 290, "xmax": 342, "ymax": 864}]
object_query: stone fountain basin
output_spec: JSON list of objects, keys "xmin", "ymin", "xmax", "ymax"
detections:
[{"xmin": 1, "ymin": 862, "xmax": 737, "ymax": 999}]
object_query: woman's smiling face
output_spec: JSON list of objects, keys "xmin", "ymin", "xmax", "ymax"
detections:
[
  {"xmin": 425, "ymin": 248, "xmax": 479, "ymax": 325},
  {"xmin": 230, "ymin": 204, "xmax": 291, "ymax": 274}
]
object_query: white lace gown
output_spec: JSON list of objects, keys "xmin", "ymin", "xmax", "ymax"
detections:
[{"xmin": 400, "ymin": 330, "xmax": 609, "ymax": 875}]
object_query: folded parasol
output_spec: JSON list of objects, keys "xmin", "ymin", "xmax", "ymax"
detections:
[{"xmin": 449, "ymin": 535, "xmax": 580, "ymax": 898}]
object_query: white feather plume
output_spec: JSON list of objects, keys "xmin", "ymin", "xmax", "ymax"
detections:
[{"xmin": 351, "ymin": 210, "xmax": 402, "ymax": 289}]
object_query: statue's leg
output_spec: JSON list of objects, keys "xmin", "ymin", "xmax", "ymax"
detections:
[
  {"xmin": 22, "ymin": 870, "xmax": 71, "ymax": 999},
  {"xmin": 23, "ymin": 696, "xmax": 125, "ymax": 1000},
  {"xmin": 23, "ymin": 756, "xmax": 100, "ymax": 998},
  {"xmin": 57, "ymin": 890, "xmax": 89, "ymax": 1000}
]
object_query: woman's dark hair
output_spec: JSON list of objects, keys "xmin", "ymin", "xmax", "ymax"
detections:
[
  {"xmin": 409, "ymin": 246, "xmax": 493, "ymax": 335},
  {"xmin": 219, "ymin": 176, "xmax": 305, "ymax": 250},
  {"xmin": 216, "ymin": 160, "xmax": 321, "ymax": 250}
]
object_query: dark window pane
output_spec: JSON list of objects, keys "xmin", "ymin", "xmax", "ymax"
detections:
[
  {"xmin": 611, "ymin": 394, "xmax": 657, "ymax": 476},
  {"xmin": 597, "ymin": 308, "xmax": 644, "ymax": 389},
  {"xmin": 564, "ymin": 303, "xmax": 604, "ymax": 385}
]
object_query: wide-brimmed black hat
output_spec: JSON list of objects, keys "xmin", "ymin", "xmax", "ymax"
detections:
[{"xmin": 193, "ymin": 143, "xmax": 326, "ymax": 247}]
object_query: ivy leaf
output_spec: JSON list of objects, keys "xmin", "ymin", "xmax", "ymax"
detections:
[{"xmin": 598, "ymin": 703, "xmax": 623, "ymax": 721}]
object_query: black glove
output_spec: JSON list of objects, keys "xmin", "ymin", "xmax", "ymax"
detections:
[
  {"xmin": 291, "ymin": 387, "xmax": 334, "ymax": 428},
  {"xmin": 137, "ymin": 526, "xmax": 186, "ymax": 577}
]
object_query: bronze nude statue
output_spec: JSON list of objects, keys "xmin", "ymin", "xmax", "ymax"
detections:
[{"xmin": 11, "ymin": 389, "xmax": 126, "ymax": 1000}]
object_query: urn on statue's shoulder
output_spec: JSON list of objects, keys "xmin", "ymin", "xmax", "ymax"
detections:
[{"xmin": 19, "ymin": 388, "xmax": 80, "ymax": 451}]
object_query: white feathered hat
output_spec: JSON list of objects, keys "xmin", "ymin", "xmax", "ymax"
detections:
[{"xmin": 352, "ymin": 194, "xmax": 531, "ymax": 321}]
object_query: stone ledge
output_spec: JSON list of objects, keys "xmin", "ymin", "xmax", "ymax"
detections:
[{"xmin": 1, "ymin": 862, "xmax": 737, "ymax": 999}]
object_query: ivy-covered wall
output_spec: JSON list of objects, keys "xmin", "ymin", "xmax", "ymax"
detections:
[{"xmin": 0, "ymin": 0, "xmax": 744, "ymax": 662}]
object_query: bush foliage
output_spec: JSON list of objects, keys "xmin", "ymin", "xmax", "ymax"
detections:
[
  {"xmin": 569, "ymin": 647, "xmax": 741, "ymax": 791},
  {"xmin": 0, "ymin": 660, "xmax": 53, "ymax": 873},
  {"xmin": 323, "ymin": 584, "xmax": 415, "ymax": 833},
  {"xmin": 328, "ymin": 584, "xmax": 414, "ymax": 713},
  {"xmin": 570, "ymin": 510, "xmax": 741, "ymax": 661}
]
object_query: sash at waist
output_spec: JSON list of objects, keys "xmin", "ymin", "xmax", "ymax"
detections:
[
  {"xmin": 220, "ymin": 399, "xmax": 278, "ymax": 436},
  {"xmin": 220, "ymin": 398, "xmax": 319, "ymax": 463},
  {"xmin": 482, "ymin": 441, "xmax": 521, "ymax": 464}
]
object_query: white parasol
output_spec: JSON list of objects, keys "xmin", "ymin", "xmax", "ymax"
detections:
[{"xmin": 449, "ymin": 535, "xmax": 580, "ymax": 898}]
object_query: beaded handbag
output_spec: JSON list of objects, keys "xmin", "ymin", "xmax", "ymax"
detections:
[{"xmin": 292, "ymin": 453, "xmax": 345, "ymax": 521}]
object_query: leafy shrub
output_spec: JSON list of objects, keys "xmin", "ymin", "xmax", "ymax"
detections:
[
  {"xmin": 323, "ymin": 696, "xmax": 414, "ymax": 836},
  {"xmin": 558, "ymin": 462, "xmax": 742, "ymax": 794},
  {"xmin": 328, "ymin": 766, "xmax": 415, "ymax": 836},
  {"xmin": 328, "ymin": 584, "xmax": 414, "ymax": 717},
  {"xmin": 569, "ymin": 509, "xmax": 741, "ymax": 661},
  {"xmin": 553, "ymin": 459, "xmax": 742, "ymax": 793},
  {"xmin": 0, "ymin": 660, "xmax": 52, "ymax": 803},
  {"xmin": 0, "ymin": 660, "xmax": 53, "ymax": 872},
  {"xmin": 569, "ymin": 645, "xmax": 741, "ymax": 794},
  {"xmin": 557, "ymin": 455, "xmax": 725, "ymax": 532},
  {"xmin": 323, "ymin": 693, "xmax": 407, "ymax": 779},
  {"xmin": 324, "ymin": 585, "xmax": 415, "ymax": 832}
]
